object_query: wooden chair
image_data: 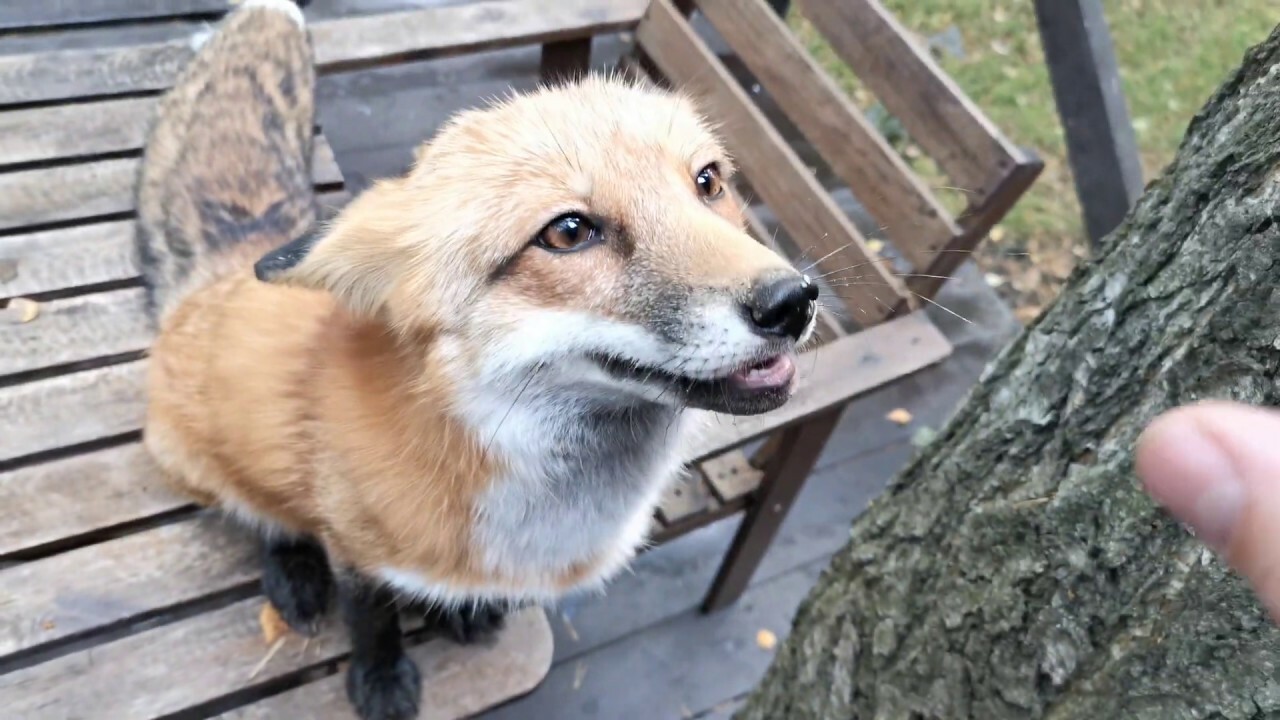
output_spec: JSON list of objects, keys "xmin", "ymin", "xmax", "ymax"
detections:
[{"xmin": 0, "ymin": 0, "xmax": 1038, "ymax": 715}]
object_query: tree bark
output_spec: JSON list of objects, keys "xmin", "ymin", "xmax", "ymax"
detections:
[{"xmin": 740, "ymin": 24, "xmax": 1280, "ymax": 720}]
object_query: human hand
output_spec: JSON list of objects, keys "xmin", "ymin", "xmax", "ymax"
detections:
[{"xmin": 1136, "ymin": 401, "xmax": 1280, "ymax": 620}]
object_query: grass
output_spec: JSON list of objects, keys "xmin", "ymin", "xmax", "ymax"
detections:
[{"xmin": 789, "ymin": 1, "xmax": 1276, "ymax": 319}]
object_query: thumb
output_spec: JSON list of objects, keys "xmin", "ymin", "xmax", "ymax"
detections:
[{"xmin": 1136, "ymin": 401, "xmax": 1280, "ymax": 619}]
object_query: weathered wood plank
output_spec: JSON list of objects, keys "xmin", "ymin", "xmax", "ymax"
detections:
[
  {"xmin": 695, "ymin": 0, "xmax": 960, "ymax": 268},
  {"xmin": 0, "ymin": 444, "xmax": 182, "ymax": 557},
  {"xmin": 0, "ymin": 0, "xmax": 230, "ymax": 31},
  {"xmin": 657, "ymin": 468, "xmax": 720, "ymax": 525},
  {"xmin": 0, "ymin": 189, "xmax": 351, "ymax": 299},
  {"xmin": 0, "ymin": 360, "xmax": 146, "ymax": 461},
  {"xmin": 0, "ymin": 96, "xmax": 155, "ymax": 167},
  {"xmin": 0, "ymin": 0, "xmax": 648, "ymax": 105},
  {"xmin": 686, "ymin": 310, "xmax": 951, "ymax": 461},
  {"xmin": 0, "ymin": 220, "xmax": 138, "ymax": 298},
  {"xmin": 0, "ymin": 288, "xmax": 150, "ymax": 375},
  {"xmin": 0, "ymin": 141, "xmax": 342, "ymax": 232},
  {"xmin": 220, "ymin": 608, "xmax": 553, "ymax": 720},
  {"xmin": 637, "ymin": 0, "xmax": 906, "ymax": 325},
  {"xmin": 701, "ymin": 450, "xmax": 764, "ymax": 505},
  {"xmin": 0, "ymin": 517, "xmax": 256, "ymax": 660},
  {"xmin": 795, "ymin": 0, "xmax": 1027, "ymax": 201},
  {"xmin": 0, "ymin": 594, "xmax": 549, "ymax": 720}
]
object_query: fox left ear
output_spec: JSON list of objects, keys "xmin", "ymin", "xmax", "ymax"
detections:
[{"xmin": 254, "ymin": 190, "xmax": 403, "ymax": 316}]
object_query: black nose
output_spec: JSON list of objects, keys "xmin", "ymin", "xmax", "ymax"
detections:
[{"xmin": 746, "ymin": 274, "xmax": 818, "ymax": 340}]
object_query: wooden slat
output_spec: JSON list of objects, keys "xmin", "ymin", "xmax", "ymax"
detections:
[
  {"xmin": 0, "ymin": 140, "xmax": 342, "ymax": 232},
  {"xmin": 0, "ymin": 96, "xmax": 156, "ymax": 167},
  {"xmin": 0, "ymin": 444, "xmax": 182, "ymax": 557},
  {"xmin": 0, "ymin": 594, "xmax": 549, "ymax": 719},
  {"xmin": 794, "ymin": 0, "xmax": 1028, "ymax": 200},
  {"xmin": 656, "ymin": 468, "xmax": 720, "ymax": 525},
  {"xmin": 0, "ymin": 360, "xmax": 146, "ymax": 461},
  {"xmin": 0, "ymin": 0, "xmax": 648, "ymax": 106},
  {"xmin": 637, "ymin": 0, "xmax": 906, "ymax": 325},
  {"xmin": 0, "ymin": 288, "xmax": 150, "ymax": 375},
  {"xmin": 0, "ymin": 220, "xmax": 137, "ymax": 298},
  {"xmin": 0, "ymin": 0, "xmax": 231, "ymax": 31},
  {"xmin": 0, "ymin": 189, "xmax": 351, "ymax": 300},
  {"xmin": 685, "ymin": 310, "xmax": 950, "ymax": 461},
  {"xmin": 695, "ymin": 0, "xmax": 960, "ymax": 268},
  {"xmin": 700, "ymin": 450, "xmax": 764, "ymax": 505},
  {"xmin": 0, "ymin": 517, "xmax": 256, "ymax": 660},
  {"xmin": 220, "ymin": 608, "xmax": 553, "ymax": 720}
]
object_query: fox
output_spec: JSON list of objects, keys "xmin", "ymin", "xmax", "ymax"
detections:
[{"xmin": 135, "ymin": 1, "xmax": 818, "ymax": 718}]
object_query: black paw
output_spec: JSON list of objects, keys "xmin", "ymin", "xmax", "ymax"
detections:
[
  {"xmin": 346, "ymin": 654, "xmax": 421, "ymax": 720},
  {"xmin": 427, "ymin": 603, "xmax": 506, "ymax": 645},
  {"xmin": 261, "ymin": 535, "xmax": 334, "ymax": 636}
]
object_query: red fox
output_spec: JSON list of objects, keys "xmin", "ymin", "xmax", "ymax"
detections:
[{"xmin": 136, "ymin": 1, "xmax": 816, "ymax": 718}]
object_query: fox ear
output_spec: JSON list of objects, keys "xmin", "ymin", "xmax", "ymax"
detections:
[{"xmin": 255, "ymin": 198, "xmax": 401, "ymax": 316}]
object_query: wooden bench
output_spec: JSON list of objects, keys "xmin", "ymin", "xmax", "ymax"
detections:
[{"xmin": 0, "ymin": 0, "xmax": 1039, "ymax": 715}]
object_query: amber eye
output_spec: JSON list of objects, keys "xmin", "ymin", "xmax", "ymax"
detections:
[
  {"xmin": 535, "ymin": 213, "xmax": 600, "ymax": 252},
  {"xmin": 695, "ymin": 163, "xmax": 724, "ymax": 199}
]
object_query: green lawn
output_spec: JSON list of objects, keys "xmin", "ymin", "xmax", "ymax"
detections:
[{"xmin": 790, "ymin": 1, "xmax": 1276, "ymax": 317}]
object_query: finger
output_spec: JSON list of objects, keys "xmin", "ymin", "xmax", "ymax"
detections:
[{"xmin": 1136, "ymin": 401, "xmax": 1280, "ymax": 618}]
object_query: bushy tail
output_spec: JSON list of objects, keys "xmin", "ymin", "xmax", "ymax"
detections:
[{"xmin": 134, "ymin": 0, "xmax": 317, "ymax": 322}]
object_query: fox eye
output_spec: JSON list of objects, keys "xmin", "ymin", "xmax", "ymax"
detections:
[
  {"xmin": 695, "ymin": 163, "xmax": 724, "ymax": 200},
  {"xmin": 536, "ymin": 213, "xmax": 600, "ymax": 252}
]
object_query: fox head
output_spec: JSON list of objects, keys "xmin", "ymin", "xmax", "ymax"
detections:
[{"xmin": 256, "ymin": 75, "xmax": 817, "ymax": 416}]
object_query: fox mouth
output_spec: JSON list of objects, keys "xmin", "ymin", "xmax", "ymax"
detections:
[{"xmin": 590, "ymin": 352, "xmax": 798, "ymax": 415}]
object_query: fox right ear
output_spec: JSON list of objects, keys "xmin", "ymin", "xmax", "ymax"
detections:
[{"xmin": 254, "ymin": 211, "xmax": 400, "ymax": 316}]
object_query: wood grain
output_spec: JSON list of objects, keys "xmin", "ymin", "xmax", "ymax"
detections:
[
  {"xmin": 637, "ymin": 0, "xmax": 906, "ymax": 325},
  {"xmin": 0, "ymin": 596, "xmax": 549, "ymax": 719},
  {"xmin": 701, "ymin": 450, "xmax": 764, "ymax": 505},
  {"xmin": 0, "ymin": 444, "xmax": 184, "ymax": 557},
  {"xmin": 0, "ymin": 140, "xmax": 342, "ymax": 232},
  {"xmin": 0, "ymin": 288, "xmax": 150, "ymax": 375},
  {"xmin": 695, "ymin": 0, "xmax": 960, "ymax": 268},
  {"xmin": 219, "ymin": 608, "xmax": 554, "ymax": 720},
  {"xmin": 685, "ymin": 311, "xmax": 951, "ymax": 461},
  {"xmin": 0, "ymin": 516, "xmax": 256, "ymax": 660},
  {"xmin": 0, "ymin": 360, "xmax": 146, "ymax": 462},
  {"xmin": 0, "ymin": 0, "xmax": 648, "ymax": 105},
  {"xmin": 0, "ymin": 0, "xmax": 230, "ymax": 31},
  {"xmin": 0, "ymin": 220, "xmax": 138, "ymax": 298},
  {"xmin": 657, "ymin": 468, "xmax": 720, "ymax": 525},
  {"xmin": 794, "ymin": 0, "xmax": 1027, "ymax": 201},
  {"xmin": 0, "ymin": 189, "xmax": 351, "ymax": 299},
  {"xmin": 0, "ymin": 96, "xmax": 156, "ymax": 167}
]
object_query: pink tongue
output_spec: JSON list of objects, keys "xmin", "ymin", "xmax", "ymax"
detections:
[{"xmin": 730, "ymin": 354, "xmax": 796, "ymax": 391}]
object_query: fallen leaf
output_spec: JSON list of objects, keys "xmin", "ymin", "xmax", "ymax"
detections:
[
  {"xmin": 259, "ymin": 602, "xmax": 292, "ymax": 645},
  {"xmin": 990, "ymin": 39, "xmax": 1011, "ymax": 56},
  {"xmin": 756, "ymin": 628, "xmax": 777, "ymax": 650},
  {"xmin": 989, "ymin": 225, "xmax": 1007, "ymax": 243},
  {"xmin": 41, "ymin": 619, "xmax": 56, "ymax": 631},
  {"xmin": 1015, "ymin": 305, "xmax": 1044, "ymax": 325},
  {"xmin": 2, "ymin": 298, "xmax": 40, "ymax": 323},
  {"xmin": 887, "ymin": 408, "xmax": 913, "ymax": 425}
]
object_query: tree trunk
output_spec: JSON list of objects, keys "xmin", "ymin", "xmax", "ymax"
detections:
[{"xmin": 739, "ymin": 24, "xmax": 1280, "ymax": 720}]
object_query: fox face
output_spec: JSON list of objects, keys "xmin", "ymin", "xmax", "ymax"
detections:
[{"xmin": 257, "ymin": 75, "xmax": 815, "ymax": 416}]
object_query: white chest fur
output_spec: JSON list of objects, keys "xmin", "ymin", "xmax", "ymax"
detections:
[{"xmin": 379, "ymin": 376, "xmax": 691, "ymax": 606}]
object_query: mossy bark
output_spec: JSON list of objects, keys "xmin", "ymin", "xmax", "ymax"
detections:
[{"xmin": 739, "ymin": 24, "xmax": 1280, "ymax": 720}]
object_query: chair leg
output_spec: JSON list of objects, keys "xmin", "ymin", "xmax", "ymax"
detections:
[
  {"xmin": 539, "ymin": 38, "xmax": 592, "ymax": 84},
  {"xmin": 701, "ymin": 409, "xmax": 843, "ymax": 613}
]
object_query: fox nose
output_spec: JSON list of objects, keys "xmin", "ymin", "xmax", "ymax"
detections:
[{"xmin": 746, "ymin": 273, "xmax": 819, "ymax": 341}]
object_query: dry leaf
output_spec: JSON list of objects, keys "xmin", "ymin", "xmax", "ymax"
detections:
[
  {"xmin": 990, "ymin": 39, "xmax": 1011, "ymax": 56},
  {"xmin": 259, "ymin": 602, "xmax": 292, "ymax": 645},
  {"xmin": 887, "ymin": 408, "xmax": 913, "ymax": 425},
  {"xmin": 1016, "ymin": 305, "xmax": 1044, "ymax": 325},
  {"xmin": 756, "ymin": 629, "xmax": 777, "ymax": 650},
  {"xmin": 41, "ymin": 619, "xmax": 56, "ymax": 631},
  {"xmin": 3, "ymin": 298, "xmax": 40, "ymax": 323},
  {"xmin": 989, "ymin": 225, "xmax": 1007, "ymax": 243},
  {"xmin": 867, "ymin": 239, "xmax": 886, "ymax": 255}
]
